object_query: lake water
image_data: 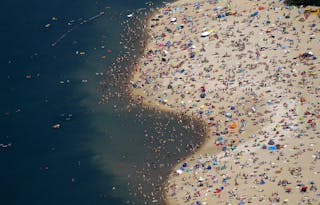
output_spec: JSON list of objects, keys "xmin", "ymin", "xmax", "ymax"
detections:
[{"xmin": 0, "ymin": 0, "xmax": 206, "ymax": 204}]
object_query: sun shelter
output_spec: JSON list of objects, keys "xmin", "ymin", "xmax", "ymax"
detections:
[
  {"xmin": 201, "ymin": 31, "xmax": 210, "ymax": 37},
  {"xmin": 268, "ymin": 145, "xmax": 277, "ymax": 151}
]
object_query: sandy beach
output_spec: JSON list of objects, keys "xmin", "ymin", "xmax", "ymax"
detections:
[{"xmin": 130, "ymin": 0, "xmax": 320, "ymax": 204}]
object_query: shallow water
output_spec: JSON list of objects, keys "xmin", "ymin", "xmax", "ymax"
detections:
[{"xmin": 0, "ymin": 0, "xmax": 206, "ymax": 204}]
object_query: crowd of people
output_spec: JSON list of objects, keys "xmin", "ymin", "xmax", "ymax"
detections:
[{"xmin": 130, "ymin": 0, "xmax": 319, "ymax": 204}]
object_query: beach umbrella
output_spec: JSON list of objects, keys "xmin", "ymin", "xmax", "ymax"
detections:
[
  {"xmin": 183, "ymin": 162, "xmax": 188, "ymax": 167},
  {"xmin": 194, "ymin": 2, "xmax": 200, "ymax": 9},
  {"xmin": 230, "ymin": 122, "xmax": 237, "ymax": 129},
  {"xmin": 301, "ymin": 186, "xmax": 308, "ymax": 192}
]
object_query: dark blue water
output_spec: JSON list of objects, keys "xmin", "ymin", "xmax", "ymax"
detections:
[{"xmin": 0, "ymin": 0, "xmax": 206, "ymax": 204}]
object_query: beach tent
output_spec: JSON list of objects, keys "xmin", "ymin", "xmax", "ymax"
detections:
[
  {"xmin": 201, "ymin": 31, "xmax": 210, "ymax": 37},
  {"xmin": 267, "ymin": 100, "xmax": 273, "ymax": 105},
  {"xmin": 217, "ymin": 13, "xmax": 226, "ymax": 18},
  {"xmin": 268, "ymin": 145, "xmax": 277, "ymax": 151},
  {"xmin": 165, "ymin": 41, "xmax": 171, "ymax": 46},
  {"xmin": 251, "ymin": 11, "xmax": 259, "ymax": 17},
  {"xmin": 198, "ymin": 177, "xmax": 205, "ymax": 182},
  {"xmin": 176, "ymin": 167, "xmax": 185, "ymax": 174},
  {"xmin": 268, "ymin": 139, "xmax": 275, "ymax": 145},
  {"xmin": 145, "ymin": 76, "xmax": 152, "ymax": 84},
  {"xmin": 200, "ymin": 93, "xmax": 206, "ymax": 98}
]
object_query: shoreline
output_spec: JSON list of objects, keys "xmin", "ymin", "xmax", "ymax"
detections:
[{"xmin": 129, "ymin": 0, "xmax": 319, "ymax": 204}]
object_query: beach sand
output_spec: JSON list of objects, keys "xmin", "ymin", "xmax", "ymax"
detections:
[{"xmin": 130, "ymin": 0, "xmax": 320, "ymax": 204}]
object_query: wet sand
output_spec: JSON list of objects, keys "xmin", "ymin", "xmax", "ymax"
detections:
[{"xmin": 130, "ymin": 0, "xmax": 319, "ymax": 204}]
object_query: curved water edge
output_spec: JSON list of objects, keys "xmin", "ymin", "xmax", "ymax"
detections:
[
  {"xmin": 97, "ymin": 2, "xmax": 208, "ymax": 204},
  {"xmin": 128, "ymin": 0, "xmax": 320, "ymax": 204}
]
